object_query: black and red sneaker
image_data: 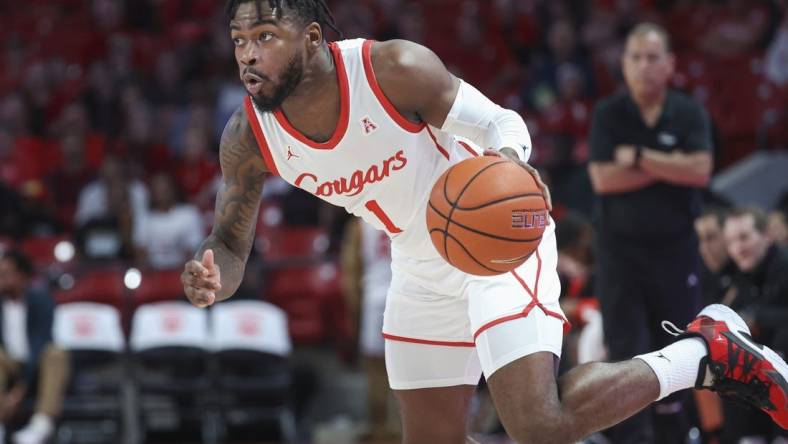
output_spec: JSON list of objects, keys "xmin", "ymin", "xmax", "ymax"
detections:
[{"xmin": 671, "ymin": 304, "xmax": 788, "ymax": 429}]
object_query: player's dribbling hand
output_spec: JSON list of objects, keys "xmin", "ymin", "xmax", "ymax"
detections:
[
  {"xmin": 484, "ymin": 148, "xmax": 553, "ymax": 212},
  {"xmin": 181, "ymin": 249, "xmax": 222, "ymax": 308}
]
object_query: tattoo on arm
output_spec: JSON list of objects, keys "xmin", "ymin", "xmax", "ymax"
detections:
[{"xmin": 197, "ymin": 108, "xmax": 268, "ymax": 300}]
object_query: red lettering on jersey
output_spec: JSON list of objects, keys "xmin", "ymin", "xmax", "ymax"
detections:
[
  {"xmin": 295, "ymin": 173, "xmax": 318, "ymax": 187},
  {"xmin": 295, "ymin": 150, "xmax": 408, "ymax": 198}
]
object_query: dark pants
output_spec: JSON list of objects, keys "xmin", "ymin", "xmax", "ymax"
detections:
[{"xmin": 595, "ymin": 231, "xmax": 702, "ymax": 444}]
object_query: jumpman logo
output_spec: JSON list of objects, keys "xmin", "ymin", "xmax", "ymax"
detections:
[{"xmin": 286, "ymin": 146, "xmax": 300, "ymax": 161}]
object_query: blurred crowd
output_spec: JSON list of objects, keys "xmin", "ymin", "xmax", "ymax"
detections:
[{"xmin": 0, "ymin": 0, "xmax": 786, "ymax": 443}]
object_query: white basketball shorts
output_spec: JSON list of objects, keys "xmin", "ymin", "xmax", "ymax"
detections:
[{"xmin": 383, "ymin": 223, "xmax": 568, "ymax": 390}]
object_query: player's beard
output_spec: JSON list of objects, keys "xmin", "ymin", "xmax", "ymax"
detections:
[{"xmin": 250, "ymin": 53, "xmax": 304, "ymax": 113}]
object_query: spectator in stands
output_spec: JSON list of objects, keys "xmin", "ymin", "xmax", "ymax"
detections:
[
  {"xmin": 175, "ymin": 127, "xmax": 219, "ymax": 204},
  {"xmin": 554, "ymin": 212, "xmax": 605, "ymax": 368},
  {"xmin": 588, "ymin": 23, "xmax": 713, "ymax": 443},
  {"xmin": 0, "ymin": 251, "xmax": 69, "ymax": 444},
  {"xmin": 74, "ymin": 155, "xmax": 147, "ymax": 261},
  {"xmin": 721, "ymin": 207, "xmax": 788, "ymax": 442},
  {"xmin": 133, "ymin": 172, "xmax": 203, "ymax": 270},
  {"xmin": 527, "ymin": 19, "xmax": 595, "ymax": 111},
  {"xmin": 768, "ymin": 205, "xmax": 788, "ymax": 247},
  {"xmin": 695, "ymin": 207, "xmax": 737, "ymax": 306},
  {"xmin": 45, "ymin": 132, "xmax": 94, "ymax": 230}
]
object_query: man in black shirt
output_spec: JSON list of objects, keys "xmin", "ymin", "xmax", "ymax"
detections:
[
  {"xmin": 588, "ymin": 23, "xmax": 713, "ymax": 444},
  {"xmin": 722, "ymin": 207, "xmax": 788, "ymax": 442}
]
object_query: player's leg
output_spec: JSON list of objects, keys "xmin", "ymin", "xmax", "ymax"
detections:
[
  {"xmin": 385, "ymin": 339, "xmax": 481, "ymax": 443},
  {"xmin": 471, "ymin": 227, "xmax": 788, "ymax": 443},
  {"xmin": 394, "ymin": 386, "xmax": 476, "ymax": 444},
  {"xmin": 488, "ymin": 348, "xmax": 658, "ymax": 443},
  {"xmin": 482, "ymin": 305, "xmax": 788, "ymax": 444}
]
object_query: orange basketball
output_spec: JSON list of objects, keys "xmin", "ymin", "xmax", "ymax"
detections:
[{"xmin": 426, "ymin": 156, "xmax": 548, "ymax": 276}]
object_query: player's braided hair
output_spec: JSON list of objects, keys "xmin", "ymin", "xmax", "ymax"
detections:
[{"xmin": 225, "ymin": 0, "xmax": 342, "ymax": 40}]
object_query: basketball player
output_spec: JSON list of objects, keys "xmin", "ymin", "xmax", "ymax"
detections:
[{"xmin": 181, "ymin": 1, "xmax": 788, "ymax": 442}]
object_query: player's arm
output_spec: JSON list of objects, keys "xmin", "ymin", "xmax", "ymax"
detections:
[
  {"xmin": 370, "ymin": 39, "xmax": 549, "ymax": 207},
  {"xmin": 181, "ymin": 107, "xmax": 268, "ymax": 307}
]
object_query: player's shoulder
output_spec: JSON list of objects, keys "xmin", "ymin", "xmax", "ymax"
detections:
[
  {"xmin": 219, "ymin": 105, "xmax": 267, "ymax": 171},
  {"xmin": 221, "ymin": 105, "xmax": 256, "ymax": 149},
  {"xmin": 368, "ymin": 39, "xmax": 441, "ymax": 77}
]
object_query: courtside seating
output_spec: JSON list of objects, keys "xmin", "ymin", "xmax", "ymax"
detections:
[
  {"xmin": 210, "ymin": 301, "xmax": 295, "ymax": 442},
  {"xmin": 131, "ymin": 268, "xmax": 185, "ymax": 309},
  {"xmin": 129, "ymin": 301, "xmax": 213, "ymax": 443},
  {"xmin": 264, "ymin": 260, "xmax": 349, "ymax": 345},
  {"xmin": 53, "ymin": 302, "xmax": 126, "ymax": 444}
]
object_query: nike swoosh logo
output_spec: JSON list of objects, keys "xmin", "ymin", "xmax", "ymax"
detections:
[{"xmin": 657, "ymin": 352, "xmax": 671, "ymax": 363}]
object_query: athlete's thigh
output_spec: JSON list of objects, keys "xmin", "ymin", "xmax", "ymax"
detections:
[{"xmin": 394, "ymin": 385, "xmax": 476, "ymax": 444}]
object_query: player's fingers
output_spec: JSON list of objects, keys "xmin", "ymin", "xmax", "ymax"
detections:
[
  {"xmin": 482, "ymin": 148, "xmax": 501, "ymax": 157},
  {"xmin": 186, "ymin": 287, "xmax": 215, "ymax": 308},
  {"xmin": 192, "ymin": 276, "xmax": 222, "ymax": 291},
  {"xmin": 184, "ymin": 260, "xmax": 208, "ymax": 277},
  {"xmin": 518, "ymin": 163, "xmax": 553, "ymax": 212},
  {"xmin": 201, "ymin": 249, "xmax": 215, "ymax": 270}
]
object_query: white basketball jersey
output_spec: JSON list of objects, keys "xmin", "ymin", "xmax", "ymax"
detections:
[{"xmin": 244, "ymin": 39, "xmax": 479, "ymax": 258}]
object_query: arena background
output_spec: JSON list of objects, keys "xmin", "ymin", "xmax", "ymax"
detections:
[{"xmin": 0, "ymin": 0, "xmax": 786, "ymax": 443}]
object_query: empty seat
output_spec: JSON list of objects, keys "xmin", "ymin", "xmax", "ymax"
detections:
[
  {"xmin": 210, "ymin": 301, "xmax": 295, "ymax": 443},
  {"xmin": 129, "ymin": 301, "xmax": 212, "ymax": 442},
  {"xmin": 53, "ymin": 302, "xmax": 126, "ymax": 444}
]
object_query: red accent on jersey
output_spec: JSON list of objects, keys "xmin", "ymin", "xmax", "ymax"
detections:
[
  {"xmin": 458, "ymin": 140, "xmax": 478, "ymax": 157},
  {"xmin": 273, "ymin": 42, "xmax": 350, "ymax": 149},
  {"xmin": 362, "ymin": 40, "xmax": 426, "ymax": 134},
  {"xmin": 382, "ymin": 333, "xmax": 475, "ymax": 347},
  {"xmin": 243, "ymin": 96, "xmax": 280, "ymax": 176},
  {"xmin": 473, "ymin": 251, "xmax": 570, "ymax": 341},
  {"xmin": 294, "ymin": 150, "xmax": 408, "ymax": 197},
  {"xmin": 426, "ymin": 126, "xmax": 450, "ymax": 160}
]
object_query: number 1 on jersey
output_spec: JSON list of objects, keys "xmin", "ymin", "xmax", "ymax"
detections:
[{"xmin": 365, "ymin": 200, "xmax": 402, "ymax": 234}]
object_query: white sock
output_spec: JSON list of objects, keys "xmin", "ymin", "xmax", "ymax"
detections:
[{"xmin": 635, "ymin": 338, "xmax": 707, "ymax": 400}]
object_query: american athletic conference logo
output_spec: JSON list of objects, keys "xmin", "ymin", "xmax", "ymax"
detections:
[{"xmin": 511, "ymin": 210, "xmax": 548, "ymax": 229}]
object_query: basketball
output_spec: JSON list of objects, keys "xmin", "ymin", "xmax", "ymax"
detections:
[{"xmin": 426, "ymin": 156, "xmax": 548, "ymax": 276}]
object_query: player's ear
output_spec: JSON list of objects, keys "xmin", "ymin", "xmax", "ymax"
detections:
[{"xmin": 304, "ymin": 22, "xmax": 322, "ymax": 52}]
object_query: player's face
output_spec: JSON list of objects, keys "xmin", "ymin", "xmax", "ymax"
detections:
[
  {"xmin": 695, "ymin": 216, "xmax": 728, "ymax": 272},
  {"xmin": 230, "ymin": 2, "xmax": 305, "ymax": 111},
  {"xmin": 724, "ymin": 215, "xmax": 771, "ymax": 272},
  {"xmin": 622, "ymin": 33, "xmax": 675, "ymax": 99}
]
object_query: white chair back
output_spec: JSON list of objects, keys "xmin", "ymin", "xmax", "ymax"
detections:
[
  {"xmin": 130, "ymin": 301, "xmax": 208, "ymax": 351},
  {"xmin": 54, "ymin": 302, "xmax": 124, "ymax": 352},
  {"xmin": 210, "ymin": 300, "xmax": 291, "ymax": 356}
]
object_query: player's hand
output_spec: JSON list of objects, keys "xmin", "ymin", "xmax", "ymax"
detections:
[
  {"xmin": 484, "ymin": 148, "xmax": 553, "ymax": 211},
  {"xmin": 181, "ymin": 249, "xmax": 222, "ymax": 308}
]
